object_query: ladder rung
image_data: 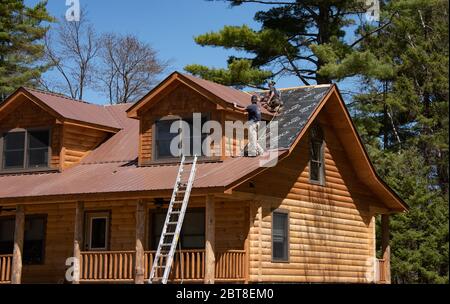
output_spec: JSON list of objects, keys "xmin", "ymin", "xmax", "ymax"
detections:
[{"xmin": 149, "ymin": 155, "xmax": 198, "ymax": 283}]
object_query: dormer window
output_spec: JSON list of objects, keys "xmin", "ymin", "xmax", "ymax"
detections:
[
  {"xmin": 154, "ymin": 115, "xmax": 208, "ymax": 160},
  {"xmin": 1, "ymin": 129, "xmax": 50, "ymax": 171}
]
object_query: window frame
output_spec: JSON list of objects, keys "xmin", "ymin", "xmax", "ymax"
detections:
[
  {"xmin": 152, "ymin": 114, "xmax": 210, "ymax": 161},
  {"xmin": 0, "ymin": 214, "xmax": 47, "ymax": 265},
  {"xmin": 84, "ymin": 211, "xmax": 111, "ymax": 251},
  {"xmin": 0, "ymin": 127, "xmax": 52, "ymax": 173},
  {"xmin": 309, "ymin": 124, "xmax": 325, "ymax": 186},
  {"xmin": 149, "ymin": 207, "xmax": 205, "ymax": 250},
  {"xmin": 271, "ymin": 209, "xmax": 290, "ymax": 263}
]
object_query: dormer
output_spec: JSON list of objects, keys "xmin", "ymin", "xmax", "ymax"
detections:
[
  {"xmin": 0, "ymin": 88, "xmax": 121, "ymax": 173},
  {"xmin": 127, "ymin": 72, "xmax": 273, "ymax": 165}
]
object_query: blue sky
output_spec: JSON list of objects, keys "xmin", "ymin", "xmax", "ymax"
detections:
[{"xmin": 27, "ymin": 0, "xmax": 356, "ymax": 104}]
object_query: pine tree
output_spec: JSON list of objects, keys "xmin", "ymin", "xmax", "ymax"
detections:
[
  {"xmin": 0, "ymin": 0, "xmax": 53, "ymax": 101},
  {"xmin": 318, "ymin": 0, "xmax": 449, "ymax": 283},
  {"xmin": 185, "ymin": 0, "xmax": 374, "ymax": 87}
]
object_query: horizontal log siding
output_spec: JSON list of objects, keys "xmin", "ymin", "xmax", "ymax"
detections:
[
  {"xmin": 239, "ymin": 113, "xmax": 377, "ymax": 283},
  {"xmin": 62, "ymin": 125, "xmax": 108, "ymax": 169}
]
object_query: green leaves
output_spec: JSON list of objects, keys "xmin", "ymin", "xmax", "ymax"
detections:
[
  {"xmin": 353, "ymin": 0, "xmax": 449, "ymax": 284},
  {"xmin": 0, "ymin": 0, "xmax": 53, "ymax": 101},
  {"xmin": 186, "ymin": 1, "xmax": 371, "ymax": 86},
  {"xmin": 185, "ymin": 59, "xmax": 272, "ymax": 88}
]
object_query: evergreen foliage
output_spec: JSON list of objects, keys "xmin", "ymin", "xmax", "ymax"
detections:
[{"xmin": 0, "ymin": 0, "xmax": 53, "ymax": 101}]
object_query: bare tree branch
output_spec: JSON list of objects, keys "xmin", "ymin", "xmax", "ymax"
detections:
[
  {"xmin": 43, "ymin": 11, "xmax": 100, "ymax": 100},
  {"xmin": 98, "ymin": 33, "xmax": 168, "ymax": 104},
  {"xmin": 350, "ymin": 12, "xmax": 399, "ymax": 48}
]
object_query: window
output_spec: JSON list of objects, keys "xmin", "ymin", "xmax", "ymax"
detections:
[
  {"xmin": 151, "ymin": 209, "xmax": 205, "ymax": 250},
  {"xmin": 309, "ymin": 124, "xmax": 325, "ymax": 185},
  {"xmin": 0, "ymin": 216, "xmax": 47, "ymax": 265},
  {"xmin": 154, "ymin": 116, "xmax": 208, "ymax": 159},
  {"xmin": 272, "ymin": 211, "xmax": 289, "ymax": 262},
  {"xmin": 85, "ymin": 212, "xmax": 109, "ymax": 251},
  {"xmin": 1, "ymin": 129, "xmax": 50, "ymax": 171}
]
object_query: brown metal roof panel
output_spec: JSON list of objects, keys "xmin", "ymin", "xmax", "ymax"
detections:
[
  {"xmin": 0, "ymin": 153, "xmax": 284, "ymax": 200},
  {"xmin": 81, "ymin": 104, "xmax": 139, "ymax": 164},
  {"xmin": 24, "ymin": 88, "xmax": 122, "ymax": 130}
]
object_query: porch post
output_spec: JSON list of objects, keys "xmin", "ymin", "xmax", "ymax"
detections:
[
  {"xmin": 381, "ymin": 214, "xmax": 391, "ymax": 284},
  {"xmin": 135, "ymin": 200, "xmax": 146, "ymax": 284},
  {"xmin": 73, "ymin": 201, "xmax": 84, "ymax": 284},
  {"xmin": 11, "ymin": 205, "xmax": 25, "ymax": 284},
  {"xmin": 204, "ymin": 195, "xmax": 215, "ymax": 284}
]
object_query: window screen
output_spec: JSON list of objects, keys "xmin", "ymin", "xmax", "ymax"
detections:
[
  {"xmin": 90, "ymin": 217, "xmax": 107, "ymax": 250},
  {"xmin": 272, "ymin": 212, "xmax": 289, "ymax": 262},
  {"xmin": 309, "ymin": 124, "xmax": 324, "ymax": 184},
  {"xmin": 27, "ymin": 130, "xmax": 50, "ymax": 168},
  {"xmin": 3, "ymin": 132, "xmax": 25, "ymax": 169},
  {"xmin": 154, "ymin": 117, "xmax": 208, "ymax": 159},
  {"xmin": 1, "ymin": 130, "xmax": 50, "ymax": 170}
]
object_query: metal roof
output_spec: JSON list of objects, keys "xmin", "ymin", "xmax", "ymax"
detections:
[
  {"xmin": 0, "ymin": 81, "xmax": 330, "ymax": 201},
  {"xmin": 22, "ymin": 88, "xmax": 122, "ymax": 130}
]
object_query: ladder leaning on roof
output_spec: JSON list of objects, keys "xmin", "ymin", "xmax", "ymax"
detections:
[{"xmin": 148, "ymin": 155, "xmax": 198, "ymax": 284}]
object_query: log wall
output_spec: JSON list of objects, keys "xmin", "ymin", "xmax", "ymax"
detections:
[
  {"xmin": 62, "ymin": 125, "xmax": 108, "ymax": 169},
  {"xmin": 238, "ymin": 112, "xmax": 378, "ymax": 283}
]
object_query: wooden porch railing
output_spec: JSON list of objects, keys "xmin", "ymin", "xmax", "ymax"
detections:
[
  {"xmin": 144, "ymin": 250, "xmax": 206, "ymax": 282},
  {"xmin": 0, "ymin": 254, "xmax": 12, "ymax": 284},
  {"xmin": 80, "ymin": 251, "xmax": 135, "ymax": 282},
  {"xmin": 376, "ymin": 259, "xmax": 386, "ymax": 283},
  {"xmin": 215, "ymin": 250, "xmax": 246, "ymax": 281},
  {"xmin": 78, "ymin": 249, "xmax": 246, "ymax": 283}
]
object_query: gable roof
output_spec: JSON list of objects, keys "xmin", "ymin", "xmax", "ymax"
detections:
[
  {"xmin": 0, "ymin": 87, "xmax": 122, "ymax": 132},
  {"xmin": 0, "ymin": 80, "xmax": 407, "ymax": 212},
  {"xmin": 127, "ymin": 71, "xmax": 272, "ymax": 118}
]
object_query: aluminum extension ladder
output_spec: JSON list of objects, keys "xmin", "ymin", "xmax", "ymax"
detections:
[{"xmin": 148, "ymin": 155, "xmax": 198, "ymax": 284}]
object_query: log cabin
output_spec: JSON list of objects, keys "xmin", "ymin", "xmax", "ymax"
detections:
[{"xmin": 0, "ymin": 71, "xmax": 407, "ymax": 284}]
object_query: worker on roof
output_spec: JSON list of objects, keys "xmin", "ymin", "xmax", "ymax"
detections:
[
  {"xmin": 246, "ymin": 95, "xmax": 265, "ymax": 157},
  {"xmin": 263, "ymin": 80, "xmax": 283, "ymax": 113}
]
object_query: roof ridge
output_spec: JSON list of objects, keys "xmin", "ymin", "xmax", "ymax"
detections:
[
  {"xmin": 23, "ymin": 87, "xmax": 98, "ymax": 106},
  {"xmin": 251, "ymin": 83, "xmax": 333, "ymax": 94},
  {"xmin": 105, "ymin": 102, "xmax": 134, "ymax": 107},
  {"xmin": 180, "ymin": 72, "xmax": 250, "ymax": 96}
]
